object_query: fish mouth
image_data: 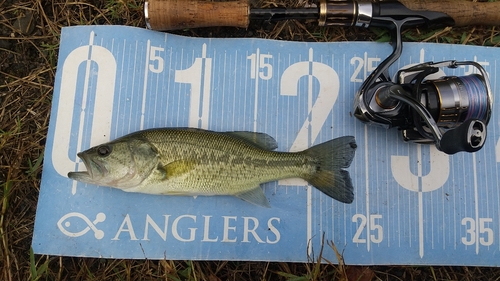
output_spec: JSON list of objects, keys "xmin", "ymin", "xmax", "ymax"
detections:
[{"xmin": 67, "ymin": 153, "xmax": 107, "ymax": 181}]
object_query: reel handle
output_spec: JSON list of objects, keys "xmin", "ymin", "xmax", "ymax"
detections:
[{"xmin": 438, "ymin": 119, "xmax": 487, "ymax": 155}]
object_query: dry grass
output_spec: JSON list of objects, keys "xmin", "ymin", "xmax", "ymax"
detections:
[{"xmin": 1, "ymin": 0, "xmax": 500, "ymax": 280}]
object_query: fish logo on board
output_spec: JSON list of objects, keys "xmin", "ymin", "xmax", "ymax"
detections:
[{"xmin": 57, "ymin": 212, "xmax": 106, "ymax": 239}]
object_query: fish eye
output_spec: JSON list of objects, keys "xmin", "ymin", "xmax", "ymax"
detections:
[{"xmin": 97, "ymin": 145, "xmax": 112, "ymax": 157}]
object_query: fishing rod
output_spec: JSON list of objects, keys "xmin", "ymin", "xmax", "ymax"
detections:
[
  {"xmin": 144, "ymin": 0, "xmax": 500, "ymax": 30},
  {"xmin": 144, "ymin": 0, "xmax": 497, "ymax": 154}
]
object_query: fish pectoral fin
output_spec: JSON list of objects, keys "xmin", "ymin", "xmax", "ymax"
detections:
[
  {"xmin": 235, "ymin": 187, "xmax": 270, "ymax": 208},
  {"xmin": 224, "ymin": 132, "xmax": 278, "ymax": 151},
  {"xmin": 162, "ymin": 160, "xmax": 197, "ymax": 179}
]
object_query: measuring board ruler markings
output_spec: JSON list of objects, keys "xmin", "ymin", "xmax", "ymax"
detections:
[{"xmin": 33, "ymin": 26, "xmax": 500, "ymax": 265}]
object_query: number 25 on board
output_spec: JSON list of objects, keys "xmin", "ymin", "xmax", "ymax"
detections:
[{"xmin": 352, "ymin": 214, "xmax": 383, "ymax": 244}]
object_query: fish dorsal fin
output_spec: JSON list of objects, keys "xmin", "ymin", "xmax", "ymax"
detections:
[
  {"xmin": 224, "ymin": 132, "xmax": 278, "ymax": 151},
  {"xmin": 162, "ymin": 160, "xmax": 197, "ymax": 179},
  {"xmin": 235, "ymin": 186, "xmax": 271, "ymax": 208}
]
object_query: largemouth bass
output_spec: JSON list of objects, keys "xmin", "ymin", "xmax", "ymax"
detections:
[{"xmin": 68, "ymin": 128, "xmax": 357, "ymax": 207}]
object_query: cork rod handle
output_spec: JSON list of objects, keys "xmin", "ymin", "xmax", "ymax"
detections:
[
  {"xmin": 398, "ymin": 0, "xmax": 500, "ymax": 27},
  {"xmin": 146, "ymin": 0, "xmax": 249, "ymax": 30}
]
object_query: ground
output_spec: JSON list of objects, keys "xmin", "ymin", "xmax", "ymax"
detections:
[{"xmin": 1, "ymin": 0, "xmax": 500, "ymax": 280}]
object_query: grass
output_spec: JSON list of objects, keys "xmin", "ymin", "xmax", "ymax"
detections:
[{"xmin": 1, "ymin": 0, "xmax": 500, "ymax": 280}]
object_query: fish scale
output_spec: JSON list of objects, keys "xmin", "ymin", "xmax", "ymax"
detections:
[
  {"xmin": 143, "ymin": 130, "xmax": 313, "ymax": 190},
  {"xmin": 146, "ymin": 131, "xmax": 315, "ymax": 185}
]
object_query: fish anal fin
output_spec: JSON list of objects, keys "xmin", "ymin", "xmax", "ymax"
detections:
[
  {"xmin": 164, "ymin": 160, "xmax": 197, "ymax": 179},
  {"xmin": 235, "ymin": 186, "xmax": 271, "ymax": 208}
]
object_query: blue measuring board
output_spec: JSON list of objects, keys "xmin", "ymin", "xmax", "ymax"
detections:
[{"xmin": 33, "ymin": 25, "xmax": 500, "ymax": 265}]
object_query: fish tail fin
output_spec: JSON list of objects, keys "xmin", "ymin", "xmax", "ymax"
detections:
[{"xmin": 304, "ymin": 136, "xmax": 357, "ymax": 204}]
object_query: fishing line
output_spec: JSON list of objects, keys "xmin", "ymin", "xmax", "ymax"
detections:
[{"xmin": 460, "ymin": 74, "xmax": 488, "ymax": 122}]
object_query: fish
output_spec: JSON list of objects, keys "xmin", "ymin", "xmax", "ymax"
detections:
[{"xmin": 68, "ymin": 128, "xmax": 357, "ymax": 207}]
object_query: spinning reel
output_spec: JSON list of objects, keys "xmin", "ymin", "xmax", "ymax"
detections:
[{"xmin": 353, "ymin": 5, "xmax": 493, "ymax": 154}]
